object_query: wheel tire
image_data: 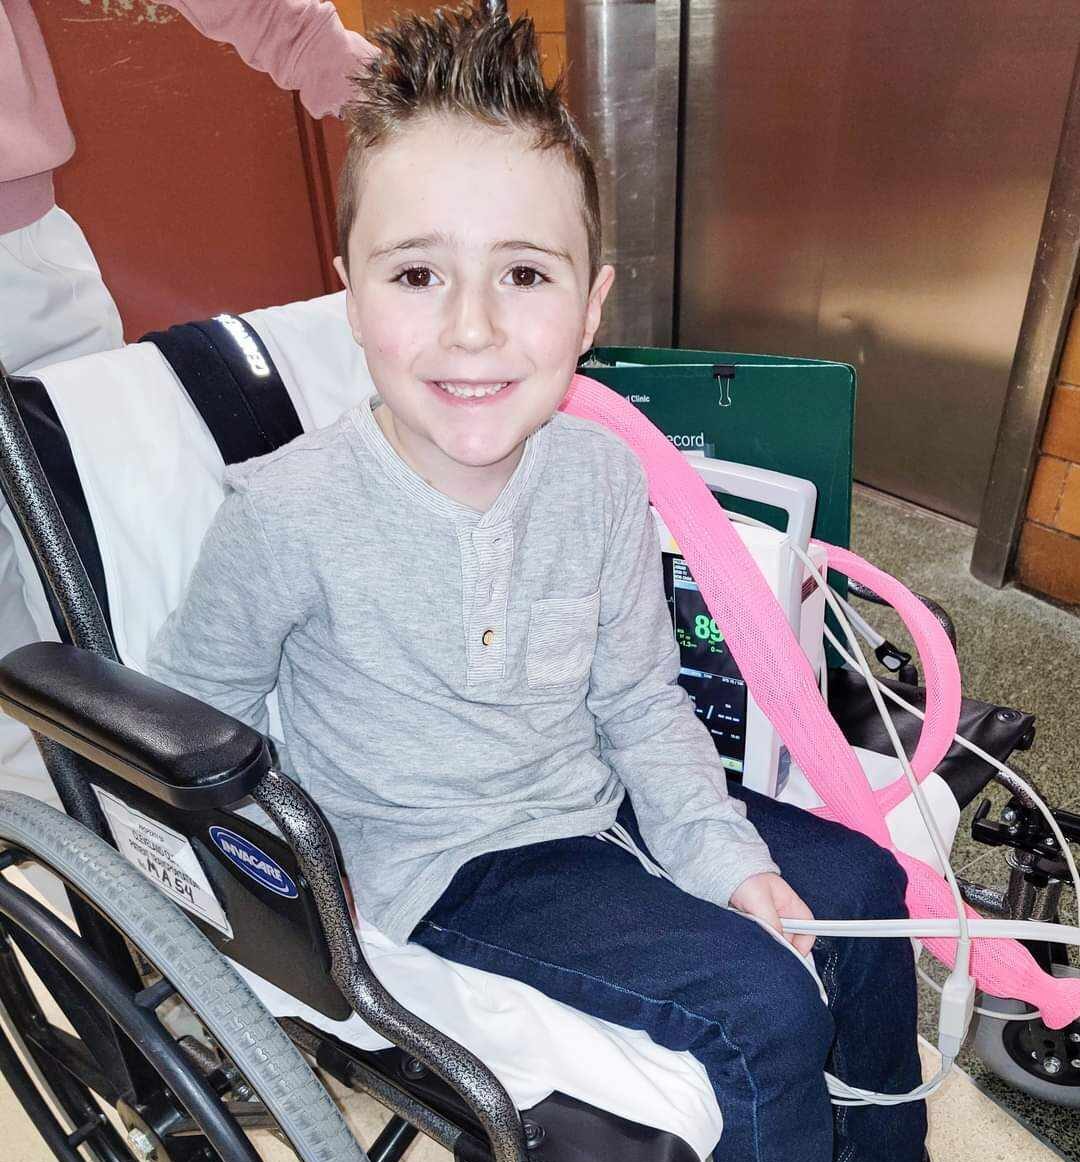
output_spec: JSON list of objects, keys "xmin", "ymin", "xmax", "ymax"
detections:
[
  {"xmin": 972, "ymin": 986, "xmax": 1080, "ymax": 1108},
  {"xmin": 0, "ymin": 791, "xmax": 368, "ymax": 1162}
]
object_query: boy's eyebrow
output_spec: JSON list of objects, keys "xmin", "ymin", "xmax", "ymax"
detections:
[
  {"xmin": 493, "ymin": 239, "xmax": 575, "ymax": 265},
  {"xmin": 368, "ymin": 232, "xmax": 574, "ymax": 265}
]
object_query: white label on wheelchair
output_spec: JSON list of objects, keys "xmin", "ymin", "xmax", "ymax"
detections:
[{"xmin": 93, "ymin": 786, "xmax": 234, "ymax": 938}]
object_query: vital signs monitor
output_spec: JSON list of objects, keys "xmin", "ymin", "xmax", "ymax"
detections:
[{"xmin": 652, "ymin": 457, "xmax": 826, "ymax": 796}]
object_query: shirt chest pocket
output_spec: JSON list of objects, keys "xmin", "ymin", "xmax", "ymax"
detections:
[{"xmin": 525, "ymin": 589, "xmax": 602, "ymax": 688}]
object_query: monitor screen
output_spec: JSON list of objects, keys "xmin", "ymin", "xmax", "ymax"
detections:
[{"xmin": 663, "ymin": 552, "xmax": 747, "ymax": 778}]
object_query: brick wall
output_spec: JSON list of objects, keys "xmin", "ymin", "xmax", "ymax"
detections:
[{"xmin": 1016, "ymin": 296, "xmax": 1080, "ymax": 605}]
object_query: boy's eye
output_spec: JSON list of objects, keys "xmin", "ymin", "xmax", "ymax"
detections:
[
  {"xmin": 506, "ymin": 265, "xmax": 549, "ymax": 289},
  {"xmin": 396, "ymin": 266, "xmax": 436, "ymax": 289},
  {"xmin": 391, "ymin": 265, "xmax": 550, "ymax": 291}
]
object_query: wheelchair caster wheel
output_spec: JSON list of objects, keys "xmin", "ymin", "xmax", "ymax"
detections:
[{"xmin": 972, "ymin": 983, "xmax": 1080, "ymax": 1108}]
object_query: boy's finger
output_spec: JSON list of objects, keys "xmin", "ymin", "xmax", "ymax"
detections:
[
  {"xmin": 759, "ymin": 900, "xmax": 783, "ymax": 938},
  {"xmin": 779, "ymin": 892, "xmax": 816, "ymax": 956},
  {"xmin": 792, "ymin": 931, "xmax": 816, "ymax": 957}
]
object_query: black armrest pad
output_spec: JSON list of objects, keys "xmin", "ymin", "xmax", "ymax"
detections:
[
  {"xmin": 828, "ymin": 666, "xmax": 1035, "ymax": 809},
  {"xmin": 0, "ymin": 642, "xmax": 271, "ymax": 809}
]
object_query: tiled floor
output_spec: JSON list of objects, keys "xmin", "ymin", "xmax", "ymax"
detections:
[{"xmin": 1, "ymin": 486, "xmax": 1077, "ymax": 1160}]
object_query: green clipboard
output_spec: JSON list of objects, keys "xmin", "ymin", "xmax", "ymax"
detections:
[{"xmin": 577, "ymin": 346, "xmax": 857, "ymax": 552}]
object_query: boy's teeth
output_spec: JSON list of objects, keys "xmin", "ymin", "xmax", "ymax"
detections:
[{"xmin": 437, "ymin": 381, "xmax": 509, "ymax": 399}]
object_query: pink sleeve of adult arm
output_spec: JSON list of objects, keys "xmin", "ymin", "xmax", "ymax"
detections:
[{"xmin": 165, "ymin": 0, "xmax": 378, "ymax": 118}]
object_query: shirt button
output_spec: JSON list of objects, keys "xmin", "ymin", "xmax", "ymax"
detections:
[{"xmin": 481, "ymin": 628, "xmax": 496, "ymax": 647}]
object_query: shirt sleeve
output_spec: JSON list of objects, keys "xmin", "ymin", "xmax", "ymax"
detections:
[
  {"xmin": 586, "ymin": 452, "xmax": 780, "ymax": 908},
  {"xmin": 146, "ymin": 487, "xmax": 300, "ymax": 745},
  {"xmin": 165, "ymin": 0, "xmax": 379, "ymax": 118}
]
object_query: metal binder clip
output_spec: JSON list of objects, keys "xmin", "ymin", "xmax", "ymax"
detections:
[{"xmin": 712, "ymin": 364, "xmax": 736, "ymax": 407}]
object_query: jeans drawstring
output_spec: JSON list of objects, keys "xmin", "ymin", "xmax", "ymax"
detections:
[{"xmin": 593, "ymin": 822, "xmax": 675, "ymax": 882}]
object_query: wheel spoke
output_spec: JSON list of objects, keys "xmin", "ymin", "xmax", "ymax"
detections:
[{"xmin": 0, "ymin": 1016, "xmax": 83, "ymax": 1162}]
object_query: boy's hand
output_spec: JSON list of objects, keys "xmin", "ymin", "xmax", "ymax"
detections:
[{"xmin": 729, "ymin": 873, "xmax": 816, "ymax": 957}]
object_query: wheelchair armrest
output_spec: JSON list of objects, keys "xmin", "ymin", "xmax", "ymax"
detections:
[
  {"xmin": 827, "ymin": 665, "xmax": 1036, "ymax": 809},
  {"xmin": 0, "ymin": 642, "xmax": 272, "ymax": 810},
  {"xmin": 847, "ymin": 577, "xmax": 957, "ymax": 649}
]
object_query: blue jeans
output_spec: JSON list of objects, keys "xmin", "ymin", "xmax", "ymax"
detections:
[{"xmin": 410, "ymin": 782, "xmax": 926, "ymax": 1162}]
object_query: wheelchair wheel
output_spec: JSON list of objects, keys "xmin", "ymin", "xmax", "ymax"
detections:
[
  {"xmin": 972, "ymin": 973, "xmax": 1080, "ymax": 1108},
  {"xmin": 0, "ymin": 791, "xmax": 367, "ymax": 1162}
]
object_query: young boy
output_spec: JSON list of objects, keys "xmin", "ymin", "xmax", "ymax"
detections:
[{"xmin": 148, "ymin": 7, "xmax": 927, "ymax": 1160}]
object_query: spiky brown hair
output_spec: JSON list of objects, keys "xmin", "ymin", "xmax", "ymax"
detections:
[{"xmin": 335, "ymin": 4, "xmax": 601, "ymax": 286}]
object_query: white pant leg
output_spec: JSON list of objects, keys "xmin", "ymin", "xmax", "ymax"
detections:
[
  {"xmin": 0, "ymin": 204, "xmax": 120, "ymax": 808},
  {"xmin": 0, "ymin": 539, "xmax": 60, "ymax": 810},
  {"xmin": 0, "ymin": 204, "xmax": 124, "ymax": 375}
]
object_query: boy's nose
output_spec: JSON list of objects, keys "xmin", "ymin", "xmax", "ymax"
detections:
[{"xmin": 441, "ymin": 284, "xmax": 503, "ymax": 352}]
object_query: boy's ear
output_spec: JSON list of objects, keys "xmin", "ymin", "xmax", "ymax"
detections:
[
  {"xmin": 333, "ymin": 256, "xmax": 364, "ymax": 348},
  {"xmin": 580, "ymin": 264, "xmax": 616, "ymax": 355},
  {"xmin": 332, "ymin": 255, "xmax": 349, "ymax": 290}
]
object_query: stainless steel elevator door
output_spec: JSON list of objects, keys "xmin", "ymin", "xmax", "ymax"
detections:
[{"xmin": 677, "ymin": 1, "xmax": 1080, "ymax": 524}]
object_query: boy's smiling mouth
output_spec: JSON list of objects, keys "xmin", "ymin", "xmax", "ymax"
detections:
[{"xmin": 429, "ymin": 379, "xmax": 519, "ymax": 403}]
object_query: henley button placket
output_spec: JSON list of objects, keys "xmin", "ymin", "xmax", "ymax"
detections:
[{"xmin": 465, "ymin": 523, "xmax": 513, "ymax": 682}]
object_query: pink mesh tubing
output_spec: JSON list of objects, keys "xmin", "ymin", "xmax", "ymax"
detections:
[
  {"xmin": 806, "ymin": 544, "xmax": 961, "ymax": 818},
  {"xmin": 561, "ymin": 373, "xmax": 1080, "ymax": 1028}
]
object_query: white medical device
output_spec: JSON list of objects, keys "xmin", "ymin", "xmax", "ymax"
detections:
[{"xmin": 651, "ymin": 456, "xmax": 826, "ymax": 797}]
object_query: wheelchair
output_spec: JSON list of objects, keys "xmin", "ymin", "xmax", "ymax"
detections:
[{"xmin": 0, "ymin": 293, "xmax": 1073, "ymax": 1162}]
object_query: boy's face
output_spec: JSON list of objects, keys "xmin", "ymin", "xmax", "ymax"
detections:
[{"xmin": 335, "ymin": 114, "xmax": 614, "ymax": 483}]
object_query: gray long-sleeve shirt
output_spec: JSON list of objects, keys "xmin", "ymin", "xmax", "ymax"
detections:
[{"xmin": 147, "ymin": 398, "xmax": 779, "ymax": 944}]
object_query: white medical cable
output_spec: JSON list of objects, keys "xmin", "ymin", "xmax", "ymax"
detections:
[
  {"xmin": 819, "ymin": 621, "xmax": 1080, "ymax": 908},
  {"xmin": 789, "ymin": 548, "xmax": 969, "ymax": 1105},
  {"xmin": 594, "ymin": 823, "xmax": 671, "ymax": 879},
  {"xmin": 770, "ymin": 532, "xmax": 1079, "ymax": 993},
  {"xmin": 628, "ymin": 507, "xmax": 1076, "ymax": 1102},
  {"xmin": 784, "ymin": 527, "xmax": 1079, "ymax": 1096},
  {"xmin": 808, "ymin": 583, "xmax": 1080, "ymax": 1091},
  {"xmin": 832, "ymin": 591, "xmax": 886, "ymax": 652},
  {"xmin": 915, "ymin": 963, "xmax": 1042, "ymax": 1021},
  {"xmin": 799, "ymin": 542, "xmax": 971, "ymax": 962},
  {"xmin": 727, "ymin": 513, "xmax": 973, "ymax": 972},
  {"xmin": 723, "ymin": 512, "xmax": 1080, "ymax": 1102},
  {"xmin": 823, "ymin": 612, "xmax": 1080, "ymax": 1034},
  {"xmin": 825, "ymin": 1059, "xmax": 955, "ymax": 1106},
  {"xmin": 594, "ymin": 822, "xmax": 967, "ymax": 1102},
  {"xmin": 779, "ymin": 916, "xmax": 1080, "ymax": 943}
]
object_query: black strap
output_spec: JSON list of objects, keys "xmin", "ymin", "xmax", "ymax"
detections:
[{"xmin": 141, "ymin": 314, "xmax": 303, "ymax": 465}]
